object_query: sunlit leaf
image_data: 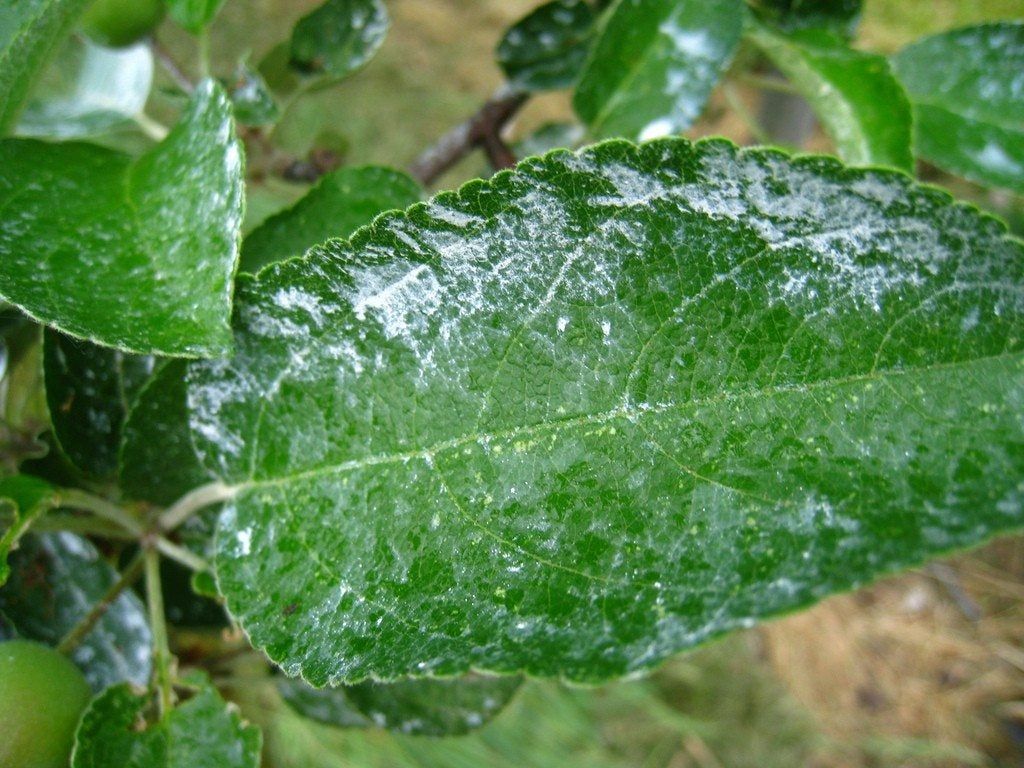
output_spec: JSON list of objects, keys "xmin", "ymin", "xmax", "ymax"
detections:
[
  {"xmin": 189, "ymin": 138, "xmax": 1024, "ymax": 685},
  {"xmin": 892, "ymin": 22, "xmax": 1024, "ymax": 193},
  {"xmin": 749, "ymin": 26, "xmax": 913, "ymax": 170},
  {"xmin": 0, "ymin": 80, "xmax": 244, "ymax": 357},
  {"xmin": 574, "ymin": 0, "xmax": 743, "ymax": 140}
]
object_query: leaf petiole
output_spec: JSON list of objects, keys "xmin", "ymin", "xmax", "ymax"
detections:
[
  {"xmin": 158, "ymin": 481, "xmax": 237, "ymax": 531},
  {"xmin": 57, "ymin": 488, "xmax": 145, "ymax": 537},
  {"xmin": 145, "ymin": 547, "xmax": 174, "ymax": 718}
]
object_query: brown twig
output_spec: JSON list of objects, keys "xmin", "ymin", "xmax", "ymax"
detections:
[
  {"xmin": 150, "ymin": 37, "xmax": 196, "ymax": 94},
  {"xmin": 409, "ymin": 85, "xmax": 530, "ymax": 186}
]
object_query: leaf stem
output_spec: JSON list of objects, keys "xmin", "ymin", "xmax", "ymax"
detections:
[
  {"xmin": 155, "ymin": 537, "xmax": 209, "ymax": 573},
  {"xmin": 57, "ymin": 551, "xmax": 146, "ymax": 655},
  {"xmin": 32, "ymin": 512, "xmax": 137, "ymax": 540},
  {"xmin": 58, "ymin": 489, "xmax": 145, "ymax": 537},
  {"xmin": 197, "ymin": 28, "xmax": 211, "ymax": 80},
  {"xmin": 133, "ymin": 112, "xmax": 170, "ymax": 142},
  {"xmin": 159, "ymin": 481, "xmax": 237, "ymax": 531},
  {"xmin": 722, "ymin": 83, "xmax": 772, "ymax": 145},
  {"xmin": 145, "ymin": 547, "xmax": 174, "ymax": 718},
  {"xmin": 735, "ymin": 71, "xmax": 800, "ymax": 96},
  {"xmin": 149, "ymin": 36, "xmax": 196, "ymax": 94}
]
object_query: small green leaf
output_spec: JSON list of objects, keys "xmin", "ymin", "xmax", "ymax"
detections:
[
  {"xmin": 749, "ymin": 0, "xmax": 862, "ymax": 36},
  {"xmin": 0, "ymin": 80, "xmax": 244, "ymax": 357},
  {"xmin": 0, "ymin": 0, "xmax": 92, "ymax": 132},
  {"xmin": 290, "ymin": 0, "xmax": 388, "ymax": 79},
  {"xmin": 279, "ymin": 675, "xmax": 523, "ymax": 736},
  {"xmin": 72, "ymin": 679, "xmax": 261, "ymax": 767},
  {"xmin": 17, "ymin": 36, "xmax": 154, "ymax": 140},
  {"xmin": 189, "ymin": 139, "xmax": 1024, "ymax": 685},
  {"xmin": 0, "ymin": 532, "xmax": 151, "ymax": 690},
  {"xmin": 891, "ymin": 22, "xmax": 1024, "ymax": 194},
  {"xmin": 44, "ymin": 329, "xmax": 153, "ymax": 479},
  {"xmin": 240, "ymin": 166, "xmax": 422, "ymax": 274},
  {"xmin": 226, "ymin": 62, "xmax": 279, "ymax": 127},
  {"xmin": 496, "ymin": 0, "xmax": 596, "ymax": 92},
  {"xmin": 0, "ymin": 475, "xmax": 57, "ymax": 585},
  {"xmin": 166, "ymin": 0, "xmax": 227, "ymax": 33},
  {"xmin": 574, "ymin": 0, "xmax": 743, "ymax": 140},
  {"xmin": 121, "ymin": 360, "xmax": 211, "ymax": 506},
  {"xmin": 749, "ymin": 26, "xmax": 914, "ymax": 171}
]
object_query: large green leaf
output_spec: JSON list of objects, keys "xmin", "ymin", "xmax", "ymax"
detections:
[
  {"xmin": 0, "ymin": 0, "xmax": 91, "ymax": 131},
  {"xmin": 279, "ymin": 675, "xmax": 523, "ymax": 736},
  {"xmin": 240, "ymin": 166, "xmax": 422, "ymax": 275},
  {"xmin": 573, "ymin": 0, "xmax": 743, "ymax": 140},
  {"xmin": 0, "ymin": 475, "xmax": 57, "ymax": 585},
  {"xmin": 17, "ymin": 36, "xmax": 153, "ymax": 140},
  {"xmin": 290, "ymin": 0, "xmax": 388, "ymax": 79},
  {"xmin": 0, "ymin": 80, "xmax": 244, "ymax": 357},
  {"xmin": 749, "ymin": 26, "xmax": 913, "ymax": 171},
  {"xmin": 44, "ymin": 329, "xmax": 152, "ymax": 479},
  {"xmin": 0, "ymin": 532, "xmax": 151, "ymax": 690},
  {"xmin": 72, "ymin": 680, "xmax": 261, "ymax": 767},
  {"xmin": 496, "ymin": 0, "xmax": 596, "ymax": 92},
  {"xmin": 190, "ymin": 138, "xmax": 1024, "ymax": 685},
  {"xmin": 121, "ymin": 360, "xmax": 211, "ymax": 506},
  {"xmin": 891, "ymin": 22, "xmax": 1024, "ymax": 194}
]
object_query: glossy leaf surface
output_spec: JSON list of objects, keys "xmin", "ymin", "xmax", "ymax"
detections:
[
  {"xmin": 121, "ymin": 360, "xmax": 210, "ymax": 506},
  {"xmin": 17, "ymin": 37, "xmax": 153, "ymax": 139},
  {"xmin": 167, "ymin": 0, "xmax": 226, "ymax": 32},
  {"xmin": 496, "ymin": 0, "xmax": 595, "ymax": 92},
  {"xmin": 750, "ymin": 26, "xmax": 913, "ymax": 171},
  {"xmin": 0, "ymin": 475, "xmax": 56, "ymax": 585},
  {"xmin": 891, "ymin": 22, "xmax": 1024, "ymax": 193},
  {"xmin": 0, "ymin": 532, "xmax": 151, "ymax": 690},
  {"xmin": 0, "ymin": 0, "xmax": 91, "ymax": 131},
  {"xmin": 191, "ymin": 139, "xmax": 1024, "ymax": 685},
  {"xmin": 290, "ymin": 0, "xmax": 388, "ymax": 79},
  {"xmin": 574, "ymin": 0, "xmax": 743, "ymax": 140},
  {"xmin": 227, "ymin": 62, "xmax": 279, "ymax": 127},
  {"xmin": 750, "ymin": 0, "xmax": 861, "ymax": 36},
  {"xmin": 0, "ymin": 80, "xmax": 244, "ymax": 357},
  {"xmin": 72, "ymin": 680, "xmax": 261, "ymax": 767},
  {"xmin": 44, "ymin": 330, "xmax": 152, "ymax": 479},
  {"xmin": 240, "ymin": 166, "xmax": 421, "ymax": 274},
  {"xmin": 280, "ymin": 674, "xmax": 523, "ymax": 736}
]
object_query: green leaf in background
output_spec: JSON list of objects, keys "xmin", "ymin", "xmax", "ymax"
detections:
[
  {"xmin": 0, "ymin": 80, "xmax": 244, "ymax": 358},
  {"xmin": 44, "ymin": 330, "xmax": 153, "ymax": 479},
  {"xmin": 891, "ymin": 22, "xmax": 1024, "ymax": 194},
  {"xmin": 226, "ymin": 61, "xmax": 280, "ymax": 127},
  {"xmin": 290, "ymin": 0, "xmax": 389, "ymax": 79},
  {"xmin": 167, "ymin": 0, "xmax": 227, "ymax": 33},
  {"xmin": 17, "ymin": 36, "xmax": 154, "ymax": 140},
  {"xmin": 748, "ymin": 26, "xmax": 913, "ymax": 171},
  {"xmin": 514, "ymin": 121, "xmax": 586, "ymax": 158},
  {"xmin": 279, "ymin": 675, "xmax": 523, "ymax": 736},
  {"xmin": 240, "ymin": 166, "xmax": 422, "ymax": 274},
  {"xmin": 749, "ymin": 0, "xmax": 862, "ymax": 36},
  {"xmin": 0, "ymin": 532, "xmax": 151, "ymax": 690},
  {"xmin": 574, "ymin": 0, "xmax": 743, "ymax": 140},
  {"xmin": 0, "ymin": 0, "xmax": 91, "ymax": 131},
  {"xmin": 121, "ymin": 360, "xmax": 211, "ymax": 506},
  {"xmin": 189, "ymin": 138, "xmax": 1024, "ymax": 685},
  {"xmin": 496, "ymin": 0, "xmax": 596, "ymax": 92},
  {"xmin": 0, "ymin": 475, "xmax": 57, "ymax": 585},
  {"xmin": 72, "ymin": 679, "xmax": 261, "ymax": 767}
]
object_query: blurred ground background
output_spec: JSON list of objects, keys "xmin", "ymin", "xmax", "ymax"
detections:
[{"xmin": 156, "ymin": 1, "xmax": 1024, "ymax": 765}]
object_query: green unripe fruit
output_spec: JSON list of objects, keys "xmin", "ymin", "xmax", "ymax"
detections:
[
  {"xmin": 81, "ymin": 0, "xmax": 165, "ymax": 48},
  {"xmin": 0, "ymin": 640, "xmax": 92, "ymax": 768}
]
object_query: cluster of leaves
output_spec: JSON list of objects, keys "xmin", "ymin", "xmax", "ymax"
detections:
[{"xmin": 0, "ymin": 0, "xmax": 1022, "ymax": 765}]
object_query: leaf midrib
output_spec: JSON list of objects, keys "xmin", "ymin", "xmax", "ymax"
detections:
[{"xmin": 236, "ymin": 348, "xmax": 1023, "ymax": 492}]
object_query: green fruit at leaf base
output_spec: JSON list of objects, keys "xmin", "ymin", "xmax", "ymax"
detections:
[
  {"xmin": 0, "ymin": 640, "xmax": 92, "ymax": 768},
  {"xmin": 81, "ymin": 0, "xmax": 165, "ymax": 48}
]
